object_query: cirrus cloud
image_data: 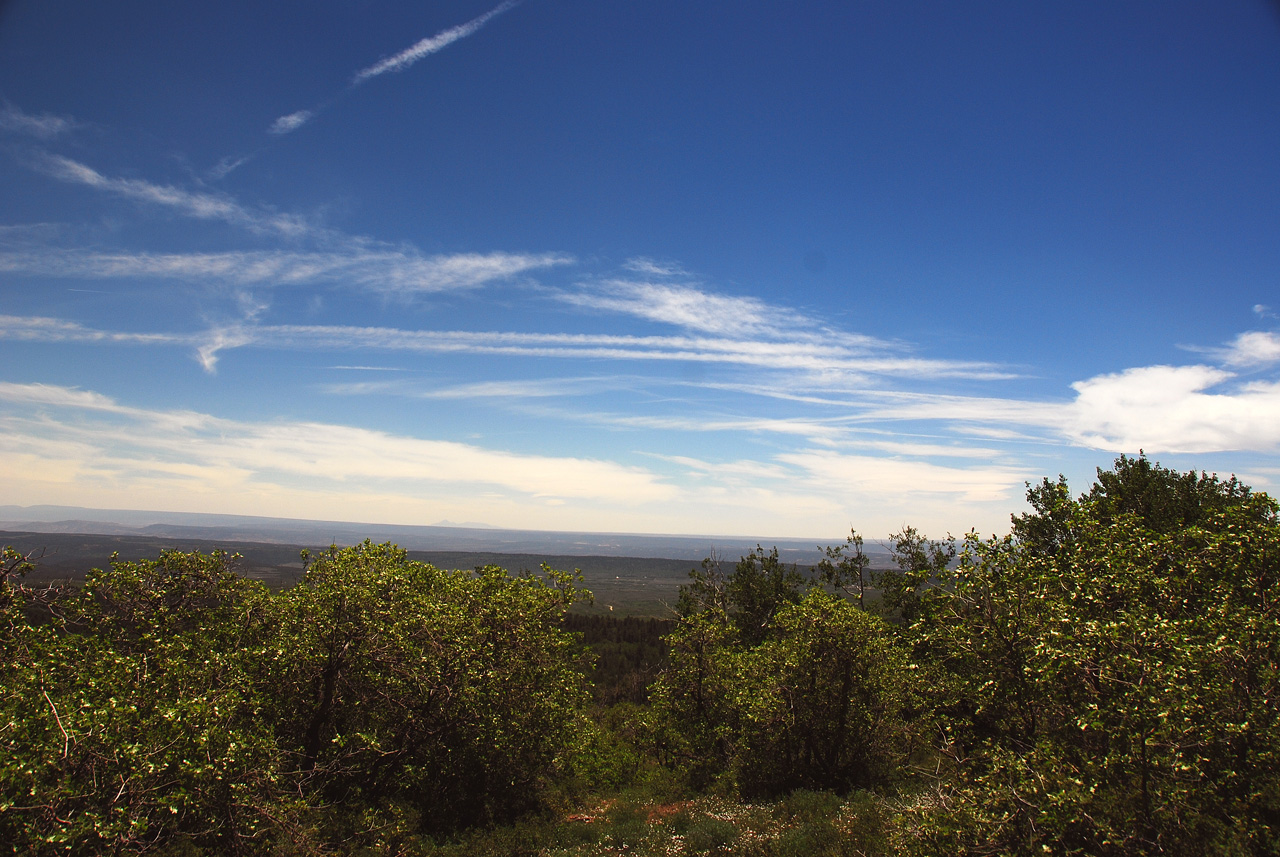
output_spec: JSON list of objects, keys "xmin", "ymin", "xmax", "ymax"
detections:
[{"xmin": 0, "ymin": 248, "xmax": 572, "ymax": 294}]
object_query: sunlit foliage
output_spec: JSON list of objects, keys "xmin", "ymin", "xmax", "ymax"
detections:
[{"xmin": 0, "ymin": 542, "xmax": 591, "ymax": 854}]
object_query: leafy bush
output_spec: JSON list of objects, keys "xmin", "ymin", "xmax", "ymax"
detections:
[
  {"xmin": 775, "ymin": 789, "xmax": 843, "ymax": 823},
  {"xmin": 732, "ymin": 591, "xmax": 920, "ymax": 796},
  {"xmin": 0, "ymin": 549, "xmax": 283, "ymax": 854},
  {"xmin": 906, "ymin": 458, "xmax": 1280, "ymax": 855},
  {"xmin": 770, "ymin": 820, "xmax": 846, "ymax": 857},
  {"xmin": 682, "ymin": 816, "xmax": 738, "ymax": 852},
  {"xmin": 652, "ymin": 582, "xmax": 920, "ymax": 796},
  {"xmin": 0, "ymin": 542, "xmax": 593, "ymax": 854},
  {"xmin": 268, "ymin": 542, "xmax": 592, "ymax": 832}
]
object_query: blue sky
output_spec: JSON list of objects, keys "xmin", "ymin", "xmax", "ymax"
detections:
[{"xmin": 1, "ymin": 0, "xmax": 1278, "ymax": 539}]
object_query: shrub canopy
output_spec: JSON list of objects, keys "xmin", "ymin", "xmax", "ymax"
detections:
[{"xmin": 0, "ymin": 542, "xmax": 591, "ymax": 855}]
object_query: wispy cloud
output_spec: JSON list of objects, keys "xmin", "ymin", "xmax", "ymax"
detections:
[
  {"xmin": 0, "ymin": 381, "xmax": 1043, "ymax": 536},
  {"xmin": 835, "ymin": 436, "xmax": 1006, "ymax": 459},
  {"xmin": 0, "ymin": 382, "xmax": 676, "ymax": 508},
  {"xmin": 647, "ymin": 453, "xmax": 793, "ymax": 482},
  {"xmin": 209, "ymin": 154, "xmax": 255, "ymax": 180},
  {"xmin": 777, "ymin": 449, "xmax": 1031, "ymax": 505},
  {"xmin": 0, "ymin": 314, "xmax": 223, "ymax": 374},
  {"xmin": 0, "ymin": 104, "xmax": 78, "ymax": 139},
  {"xmin": 622, "ymin": 257, "xmax": 688, "ymax": 277},
  {"xmin": 0, "ymin": 314, "xmax": 192, "ymax": 347},
  {"xmin": 267, "ymin": 0, "xmax": 523, "ymax": 136},
  {"xmin": 353, "ymin": 0, "xmax": 522, "ymax": 83},
  {"xmin": 22, "ymin": 313, "xmax": 1280, "ymax": 456},
  {"xmin": 0, "ymin": 248, "xmax": 572, "ymax": 294},
  {"xmin": 321, "ymin": 377, "xmax": 611, "ymax": 399},
  {"xmin": 853, "ymin": 361, "xmax": 1280, "ymax": 455},
  {"xmin": 1217, "ymin": 330, "xmax": 1280, "ymax": 367},
  {"xmin": 560, "ymin": 280, "xmax": 910, "ymax": 373},
  {"xmin": 577, "ymin": 411, "xmax": 851, "ymax": 441},
  {"xmin": 0, "ymin": 310, "xmax": 1012, "ymax": 382},
  {"xmin": 222, "ymin": 323, "xmax": 1011, "ymax": 380},
  {"xmin": 0, "ymin": 381, "xmax": 132, "ymax": 413},
  {"xmin": 329, "ymin": 365, "xmax": 409, "ymax": 372},
  {"xmin": 269, "ymin": 110, "xmax": 314, "ymax": 136},
  {"xmin": 17, "ymin": 153, "xmax": 575, "ymax": 300},
  {"xmin": 36, "ymin": 154, "xmax": 311, "ymax": 238},
  {"xmin": 195, "ymin": 327, "xmax": 255, "ymax": 373},
  {"xmin": 562, "ymin": 279, "xmax": 827, "ymax": 341},
  {"xmin": 851, "ymin": 390, "xmax": 1069, "ymax": 429}
]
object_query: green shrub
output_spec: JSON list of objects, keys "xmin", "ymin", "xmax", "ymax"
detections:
[
  {"xmin": 652, "ymin": 589, "xmax": 921, "ymax": 798},
  {"xmin": 907, "ymin": 458, "xmax": 1280, "ymax": 856},
  {"xmin": 683, "ymin": 816, "xmax": 738, "ymax": 852},
  {"xmin": 771, "ymin": 820, "xmax": 844, "ymax": 857},
  {"xmin": 776, "ymin": 789, "xmax": 843, "ymax": 823},
  {"xmin": 0, "ymin": 542, "xmax": 594, "ymax": 853}
]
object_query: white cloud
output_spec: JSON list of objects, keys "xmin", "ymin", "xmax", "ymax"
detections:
[
  {"xmin": 622, "ymin": 257, "xmax": 688, "ymax": 277},
  {"xmin": 416, "ymin": 377, "xmax": 617, "ymax": 399},
  {"xmin": 353, "ymin": 0, "xmax": 521, "ymax": 83},
  {"xmin": 15, "ymin": 311, "xmax": 1280, "ymax": 459},
  {"xmin": 196, "ymin": 327, "xmax": 254, "ymax": 373},
  {"xmin": 269, "ymin": 110, "xmax": 314, "ymax": 135},
  {"xmin": 0, "ymin": 381, "xmax": 129, "ymax": 413},
  {"xmin": 563, "ymin": 279, "xmax": 824, "ymax": 341},
  {"xmin": 847, "ymin": 390, "xmax": 1068, "ymax": 429},
  {"xmin": 581, "ymin": 411, "xmax": 849, "ymax": 442},
  {"xmin": 209, "ymin": 154, "xmax": 255, "ymax": 180},
  {"xmin": 777, "ymin": 449, "xmax": 1030, "ymax": 504},
  {"xmin": 0, "ymin": 105, "xmax": 77, "ymax": 139},
  {"xmin": 37, "ymin": 154, "xmax": 311, "ymax": 238},
  {"xmin": 1066, "ymin": 365, "xmax": 1280, "ymax": 453},
  {"xmin": 0, "ymin": 379, "xmax": 1043, "ymax": 537},
  {"xmin": 649, "ymin": 453, "xmax": 793, "ymax": 482},
  {"xmin": 265, "ymin": 1, "xmax": 520, "ymax": 136},
  {"xmin": 837, "ymin": 437, "xmax": 1004, "ymax": 459},
  {"xmin": 0, "ymin": 314, "xmax": 190, "ymax": 347},
  {"xmin": 318, "ymin": 379, "xmax": 411, "ymax": 396},
  {"xmin": 328, "ymin": 365, "xmax": 408, "ymax": 371},
  {"xmin": 0, "ymin": 310, "xmax": 1013, "ymax": 383},
  {"xmin": 556, "ymin": 280, "xmax": 1008, "ymax": 382},
  {"xmin": 0, "ymin": 382, "xmax": 677, "ymax": 506},
  {"xmin": 238, "ymin": 323, "xmax": 1012, "ymax": 379},
  {"xmin": 0, "ymin": 248, "xmax": 571, "ymax": 294},
  {"xmin": 320, "ymin": 376, "xmax": 614, "ymax": 399},
  {"xmin": 1219, "ymin": 330, "xmax": 1280, "ymax": 367}
]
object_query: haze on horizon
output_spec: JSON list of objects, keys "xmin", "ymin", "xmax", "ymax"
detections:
[{"xmin": 1, "ymin": 1, "xmax": 1279, "ymax": 540}]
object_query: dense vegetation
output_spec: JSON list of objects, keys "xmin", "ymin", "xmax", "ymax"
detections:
[
  {"xmin": 2, "ymin": 455, "xmax": 1277, "ymax": 855},
  {"xmin": 1, "ymin": 543, "xmax": 592, "ymax": 853}
]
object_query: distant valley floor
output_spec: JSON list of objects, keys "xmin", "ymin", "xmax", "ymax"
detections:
[{"xmin": 1, "ymin": 530, "xmax": 713, "ymax": 617}]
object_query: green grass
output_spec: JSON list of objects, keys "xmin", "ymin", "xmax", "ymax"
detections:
[{"xmin": 410, "ymin": 792, "xmax": 896, "ymax": 857}]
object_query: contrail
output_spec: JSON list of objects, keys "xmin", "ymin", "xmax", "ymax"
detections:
[
  {"xmin": 265, "ymin": 0, "xmax": 522, "ymax": 139},
  {"xmin": 353, "ymin": 0, "xmax": 521, "ymax": 83}
]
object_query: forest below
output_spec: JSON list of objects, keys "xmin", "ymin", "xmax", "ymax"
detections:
[{"xmin": 2, "ymin": 455, "xmax": 1277, "ymax": 856}]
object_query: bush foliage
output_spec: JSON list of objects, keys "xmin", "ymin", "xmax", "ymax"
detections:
[
  {"xmin": 906, "ymin": 456, "xmax": 1280, "ymax": 855},
  {"xmin": 2, "ymin": 455, "xmax": 1278, "ymax": 856},
  {"xmin": 0, "ymin": 542, "xmax": 591, "ymax": 854}
]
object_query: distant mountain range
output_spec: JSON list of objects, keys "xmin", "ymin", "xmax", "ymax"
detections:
[{"xmin": 0, "ymin": 505, "xmax": 886, "ymax": 564}]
